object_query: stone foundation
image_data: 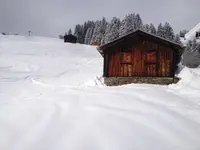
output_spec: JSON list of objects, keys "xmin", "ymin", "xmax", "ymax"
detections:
[{"xmin": 104, "ymin": 77, "xmax": 180, "ymax": 86}]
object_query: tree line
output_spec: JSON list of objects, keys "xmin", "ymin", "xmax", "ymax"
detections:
[
  {"xmin": 62, "ymin": 13, "xmax": 181, "ymax": 45},
  {"xmin": 62, "ymin": 12, "xmax": 200, "ymax": 68}
]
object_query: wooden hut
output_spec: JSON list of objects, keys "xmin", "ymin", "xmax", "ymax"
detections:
[
  {"xmin": 64, "ymin": 34, "xmax": 77, "ymax": 43},
  {"xmin": 91, "ymin": 42, "xmax": 101, "ymax": 46},
  {"xmin": 97, "ymin": 29, "xmax": 183, "ymax": 85}
]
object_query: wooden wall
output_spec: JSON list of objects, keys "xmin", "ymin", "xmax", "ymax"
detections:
[{"xmin": 104, "ymin": 39, "xmax": 174, "ymax": 77}]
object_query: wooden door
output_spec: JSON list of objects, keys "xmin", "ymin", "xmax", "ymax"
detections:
[
  {"xmin": 146, "ymin": 64, "xmax": 156, "ymax": 76},
  {"xmin": 120, "ymin": 52, "xmax": 132, "ymax": 76},
  {"xmin": 145, "ymin": 51, "xmax": 157, "ymax": 77}
]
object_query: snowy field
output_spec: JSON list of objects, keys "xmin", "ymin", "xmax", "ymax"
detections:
[{"xmin": 0, "ymin": 35, "xmax": 200, "ymax": 150}]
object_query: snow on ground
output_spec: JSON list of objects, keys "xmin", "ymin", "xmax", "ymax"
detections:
[{"xmin": 0, "ymin": 35, "xmax": 200, "ymax": 150}]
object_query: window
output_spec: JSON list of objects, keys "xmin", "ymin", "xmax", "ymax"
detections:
[
  {"xmin": 120, "ymin": 47, "xmax": 132, "ymax": 64},
  {"xmin": 145, "ymin": 51, "xmax": 157, "ymax": 63},
  {"xmin": 121, "ymin": 52, "xmax": 132, "ymax": 64},
  {"xmin": 196, "ymin": 32, "xmax": 200, "ymax": 38}
]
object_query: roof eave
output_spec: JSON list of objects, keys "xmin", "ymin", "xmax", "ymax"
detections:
[
  {"xmin": 97, "ymin": 29, "xmax": 184, "ymax": 56},
  {"xmin": 97, "ymin": 47, "xmax": 104, "ymax": 57}
]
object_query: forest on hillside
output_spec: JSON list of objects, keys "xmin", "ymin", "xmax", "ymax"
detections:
[
  {"xmin": 62, "ymin": 13, "xmax": 200, "ymax": 68},
  {"xmin": 62, "ymin": 13, "xmax": 181, "ymax": 46}
]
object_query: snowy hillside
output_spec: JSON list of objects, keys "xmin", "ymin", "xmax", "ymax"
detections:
[{"xmin": 0, "ymin": 35, "xmax": 200, "ymax": 150}]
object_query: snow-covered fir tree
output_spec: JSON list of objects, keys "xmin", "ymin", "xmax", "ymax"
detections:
[
  {"xmin": 142, "ymin": 23, "xmax": 156, "ymax": 34},
  {"xmin": 83, "ymin": 22, "xmax": 88, "ymax": 40},
  {"xmin": 131, "ymin": 13, "xmax": 136, "ymax": 30},
  {"xmin": 157, "ymin": 23, "xmax": 165, "ymax": 38},
  {"xmin": 149, "ymin": 23, "xmax": 156, "ymax": 34},
  {"xmin": 68, "ymin": 29, "xmax": 72, "ymax": 35},
  {"xmin": 126, "ymin": 14, "xmax": 135, "ymax": 33},
  {"xmin": 163, "ymin": 22, "xmax": 175, "ymax": 41},
  {"xmin": 101, "ymin": 24, "xmax": 110, "ymax": 45},
  {"xmin": 73, "ymin": 21, "xmax": 95, "ymax": 44},
  {"xmin": 74, "ymin": 24, "xmax": 84, "ymax": 43},
  {"xmin": 179, "ymin": 30, "xmax": 188, "ymax": 38},
  {"xmin": 134, "ymin": 14, "xmax": 143, "ymax": 30},
  {"xmin": 119, "ymin": 14, "xmax": 134, "ymax": 37},
  {"xmin": 91, "ymin": 18, "xmax": 107, "ymax": 44},
  {"xmin": 182, "ymin": 40, "xmax": 200, "ymax": 68},
  {"xmin": 174, "ymin": 34, "xmax": 181, "ymax": 44},
  {"xmin": 70, "ymin": 12, "xmax": 178, "ymax": 47},
  {"xmin": 84, "ymin": 27, "xmax": 94, "ymax": 44},
  {"xmin": 100, "ymin": 17, "xmax": 108, "ymax": 36},
  {"xmin": 91, "ymin": 21, "xmax": 102, "ymax": 43},
  {"xmin": 119, "ymin": 18, "xmax": 126, "ymax": 37},
  {"xmin": 191, "ymin": 39, "xmax": 198, "ymax": 52},
  {"xmin": 102, "ymin": 17, "xmax": 120, "ymax": 45},
  {"xmin": 143, "ymin": 24, "xmax": 150, "ymax": 32},
  {"xmin": 83, "ymin": 21, "xmax": 95, "ymax": 44}
]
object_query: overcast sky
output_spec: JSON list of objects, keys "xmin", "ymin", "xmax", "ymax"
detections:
[{"xmin": 0, "ymin": 0, "xmax": 199, "ymax": 37}]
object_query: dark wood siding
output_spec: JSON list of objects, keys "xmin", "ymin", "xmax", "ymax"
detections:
[{"xmin": 158, "ymin": 46, "xmax": 173, "ymax": 77}]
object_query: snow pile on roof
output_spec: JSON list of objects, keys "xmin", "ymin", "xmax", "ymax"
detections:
[
  {"xmin": 1, "ymin": 35, "xmax": 200, "ymax": 150},
  {"xmin": 185, "ymin": 22, "xmax": 200, "ymax": 41}
]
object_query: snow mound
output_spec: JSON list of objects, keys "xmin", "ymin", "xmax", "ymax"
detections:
[{"xmin": 176, "ymin": 67, "xmax": 200, "ymax": 89}]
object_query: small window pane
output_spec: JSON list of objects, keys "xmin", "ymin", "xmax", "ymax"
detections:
[{"xmin": 121, "ymin": 52, "xmax": 132, "ymax": 63}]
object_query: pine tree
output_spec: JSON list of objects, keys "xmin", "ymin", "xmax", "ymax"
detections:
[
  {"xmin": 83, "ymin": 21, "xmax": 95, "ymax": 44},
  {"xmin": 59, "ymin": 35, "xmax": 64, "ymax": 39},
  {"xmin": 126, "ymin": 14, "xmax": 134, "ymax": 33},
  {"xmin": 68, "ymin": 29, "xmax": 72, "ymax": 35},
  {"xmin": 191, "ymin": 39, "xmax": 198, "ymax": 52},
  {"xmin": 102, "ymin": 23, "xmax": 111, "ymax": 45},
  {"xmin": 119, "ymin": 14, "xmax": 134, "ymax": 37},
  {"xmin": 91, "ymin": 21, "xmax": 101, "ymax": 43},
  {"xmin": 91, "ymin": 18, "xmax": 107, "ymax": 44},
  {"xmin": 163, "ymin": 22, "xmax": 175, "ymax": 41},
  {"xmin": 157, "ymin": 23, "xmax": 165, "ymax": 38},
  {"xmin": 119, "ymin": 18, "xmax": 126, "ymax": 37},
  {"xmin": 74, "ymin": 24, "xmax": 84, "ymax": 43},
  {"xmin": 143, "ymin": 24, "xmax": 150, "ymax": 32},
  {"xmin": 102, "ymin": 17, "xmax": 120, "ymax": 44},
  {"xmin": 179, "ymin": 30, "xmax": 188, "ymax": 38},
  {"xmin": 174, "ymin": 34, "xmax": 181, "ymax": 44},
  {"xmin": 182, "ymin": 40, "xmax": 200, "ymax": 68},
  {"xmin": 131, "ymin": 13, "xmax": 136, "ymax": 30},
  {"xmin": 100, "ymin": 17, "xmax": 108, "ymax": 36},
  {"xmin": 83, "ymin": 22, "xmax": 88, "ymax": 40},
  {"xmin": 149, "ymin": 23, "xmax": 156, "ymax": 34},
  {"xmin": 84, "ymin": 28, "xmax": 93, "ymax": 44},
  {"xmin": 110, "ymin": 21, "xmax": 120, "ymax": 41},
  {"xmin": 135, "ymin": 14, "xmax": 143, "ymax": 30}
]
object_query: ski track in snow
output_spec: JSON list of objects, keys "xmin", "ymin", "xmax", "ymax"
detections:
[{"xmin": 0, "ymin": 35, "xmax": 200, "ymax": 150}]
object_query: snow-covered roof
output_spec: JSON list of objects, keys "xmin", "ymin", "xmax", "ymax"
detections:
[{"xmin": 185, "ymin": 22, "xmax": 200, "ymax": 41}]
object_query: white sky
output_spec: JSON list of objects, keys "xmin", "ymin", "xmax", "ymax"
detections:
[{"xmin": 0, "ymin": 0, "xmax": 199, "ymax": 37}]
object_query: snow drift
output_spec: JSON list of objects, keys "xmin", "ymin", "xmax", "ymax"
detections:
[{"xmin": 0, "ymin": 35, "xmax": 200, "ymax": 150}]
